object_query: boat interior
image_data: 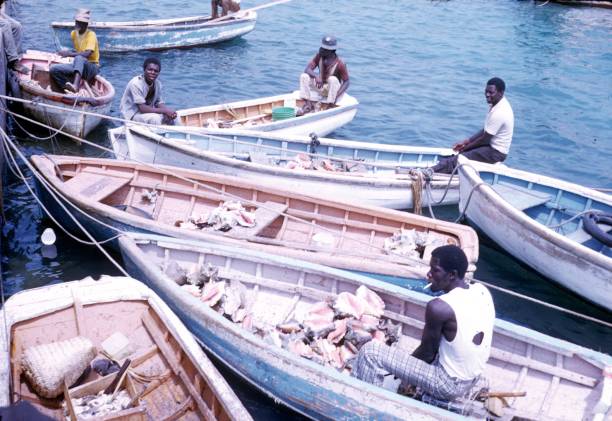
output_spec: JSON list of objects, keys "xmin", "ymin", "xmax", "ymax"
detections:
[
  {"xmin": 179, "ymin": 96, "xmax": 337, "ymax": 129},
  {"xmin": 50, "ymin": 157, "xmax": 465, "ymax": 267},
  {"xmin": 135, "ymin": 236, "xmax": 607, "ymax": 421},
  {"xmin": 482, "ymin": 172, "xmax": 612, "ymax": 255},
  {"xmin": 9, "ymin": 288, "xmax": 230, "ymax": 420}
]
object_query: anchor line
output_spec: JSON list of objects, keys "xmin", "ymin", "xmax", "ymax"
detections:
[{"xmin": 2, "ymin": 102, "xmax": 612, "ymax": 329}]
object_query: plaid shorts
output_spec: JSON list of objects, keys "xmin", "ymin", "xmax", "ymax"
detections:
[{"xmin": 352, "ymin": 341, "xmax": 475, "ymax": 400}]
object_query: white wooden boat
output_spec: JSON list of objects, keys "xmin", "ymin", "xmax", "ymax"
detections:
[
  {"xmin": 176, "ymin": 91, "xmax": 359, "ymax": 136},
  {"xmin": 29, "ymin": 154, "xmax": 479, "ymax": 280},
  {"xmin": 51, "ymin": 12, "xmax": 257, "ymax": 53},
  {"xmin": 16, "ymin": 50, "xmax": 115, "ymax": 138},
  {"xmin": 118, "ymin": 233, "xmax": 612, "ymax": 421},
  {"xmin": 0, "ymin": 275, "xmax": 251, "ymax": 420},
  {"xmin": 457, "ymin": 155, "xmax": 612, "ymax": 310},
  {"xmin": 108, "ymin": 125, "xmax": 459, "ymax": 210}
]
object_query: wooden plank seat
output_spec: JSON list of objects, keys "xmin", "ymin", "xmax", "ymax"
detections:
[
  {"xmin": 64, "ymin": 170, "xmax": 133, "ymax": 203},
  {"xmin": 228, "ymin": 201, "xmax": 288, "ymax": 239},
  {"xmin": 492, "ymin": 183, "xmax": 552, "ymax": 211}
]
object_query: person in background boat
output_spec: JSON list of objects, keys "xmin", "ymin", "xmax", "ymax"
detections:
[
  {"xmin": 0, "ymin": 0, "xmax": 29, "ymax": 74},
  {"xmin": 429, "ymin": 77, "xmax": 514, "ymax": 174},
  {"xmin": 49, "ymin": 8, "xmax": 100, "ymax": 93},
  {"xmin": 299, "ymin": 35, "xmax": 350, "ymax": 113},
  {"xmin": 352, "ymin": 245, "xmax": 495, "ymax": 401},
  {"xmin": 120, "ymin": 57, "xmax": 178, "ymax": 125},
  {"xmin": 211, "ymin": 0, "xmax": 241, "ymax": 19}
]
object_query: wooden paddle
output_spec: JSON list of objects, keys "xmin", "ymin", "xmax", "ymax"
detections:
[{"xmin": 209, "ymin": 0, "xmax": 293, "ymax": 23}]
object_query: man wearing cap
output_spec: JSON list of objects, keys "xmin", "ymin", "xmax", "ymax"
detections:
[
  {"xmin": 299, "ymin": 35, "xmax": 350, "ymax": 109},
  {"xmin": 49, "ymin": 9, "xmax": 100, "ymax": 93},
  {"xmin": 211, "ymin": 0, "xmax": 241, "ymax": 19}
]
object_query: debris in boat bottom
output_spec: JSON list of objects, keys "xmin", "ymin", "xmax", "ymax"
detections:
[
  {"xmin": 63, "ymin": 390, "xmax": 131, "ymax": 420},
  {"xmin": 175, "ymin": 200, "xmax": 257, "ymax": 232},
  {"xmin": 383, "ymin": 228, "xmax": 445, "ymax": 258}
]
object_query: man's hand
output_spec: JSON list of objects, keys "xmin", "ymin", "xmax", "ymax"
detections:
[
  {"xmin": 315, "ymin": 75, "xmax": 323, "ymax": 89},
  {"xmin": 453, "ymin": 139, "xmax": 470, "ymax": 153},
  {"xmin": 57, "ymin": 50, "xmax": 70, "ymax": 57}
]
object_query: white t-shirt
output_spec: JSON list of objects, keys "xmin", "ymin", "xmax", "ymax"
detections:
[{"xmin": 484, "ymin": 96, "xmax": 514, "ymax": 155}]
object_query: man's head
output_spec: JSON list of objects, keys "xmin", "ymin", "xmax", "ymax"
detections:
[
  {"xmin": 143, "ymin": 57, "xmax": 161, "ymax": 84},
  {"xmin": 427, "ymin": 245, "xmax": 468, "ymax": 292},
  {"xmin": 74, "ymin": 8, "xmax": 90, "ymax": 34},
  {"xmin": 485, "ymin": 77, "xmax": 505, "ymax": 106},
  {"xmin": 319, "ymin": 35, "xmax": 337, "ymax": 58}
]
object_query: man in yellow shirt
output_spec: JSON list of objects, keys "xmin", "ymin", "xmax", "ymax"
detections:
[{"xmin": 50, "ymin": 9, "xmax": 100, "ymax": 93}]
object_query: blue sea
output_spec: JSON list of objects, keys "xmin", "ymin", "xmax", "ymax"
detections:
[{"xmin": 2, "ymin": 1, "xmax": 611, "ymax": 419}]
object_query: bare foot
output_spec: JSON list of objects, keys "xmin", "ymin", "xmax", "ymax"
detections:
[{"xmin": 64, "ymin": 82, "xmax": 78, "ymax": 93}]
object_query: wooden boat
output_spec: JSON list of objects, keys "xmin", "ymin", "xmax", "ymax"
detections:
[
  {"xmin": 29, "ymin": 154, "xmax": 479, "ymax": 280},
  {"xmin": 108, "ymin": 125, "xmax": 459, "ymax": 210},
  {"xmin": 0, "ymin": 275, "xmax": 252, "ymax": 420},
  {"xmin": 176, "ymin": 91, "xmax": 359, "ymax": 137},
  {"xmin": 457, "ymin": 155, "xmax": 612, "ymax": 310},
  {"xmin": 16, "ymin": 50, "xmax": 115, "ymax": 138},
  {"xmin": 118, "ymin": 233, "xmax": 612, "ymax": 421},
  {"xmin": 51, "ymin": 11, "xmax": 257, "ymax": 53}
]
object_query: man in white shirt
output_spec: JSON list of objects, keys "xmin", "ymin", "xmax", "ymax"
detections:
[
  {"xmin": 431, "ymin": 77, "xmax": 514, "ymax": 174},
  {"xmin": 352, "ymin": 245, "xmax": 495, "ymax": 401}
]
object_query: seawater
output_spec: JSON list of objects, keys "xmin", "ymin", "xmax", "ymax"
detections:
[{"xmin": 2, "ymin": 1, "xmax": 611, "ymax": 418}]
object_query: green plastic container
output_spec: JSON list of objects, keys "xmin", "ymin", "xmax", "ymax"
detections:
[{"xmin": 272, "ymin": 106, "xmax": 296, "ymax": 121}]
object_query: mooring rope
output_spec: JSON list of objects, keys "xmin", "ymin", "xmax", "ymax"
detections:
[{"xmin": 2, "ymin": 98, "xmax": 611, "ymax": 328}]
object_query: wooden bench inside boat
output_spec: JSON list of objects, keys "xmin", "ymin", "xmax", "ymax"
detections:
[
  {"xmin": 228, "ymin": 201, "xmax": 288, "ymax": 239},
  {"xmin": 64, "ymin": 169, "xmax": 133, "ymax": 202},
  {"xmin": 491, "ymin": 183, "xmax": 552, "ymax": 211}
]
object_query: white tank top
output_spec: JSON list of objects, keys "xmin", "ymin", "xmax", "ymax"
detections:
[{"xmin": 438, "ymin": 283, "xmax": 495, "ymax": 381}]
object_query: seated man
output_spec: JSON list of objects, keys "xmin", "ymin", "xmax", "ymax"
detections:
[
  {"xmin": 352, "ymin": 245, "xmax": 495, "ymax": 401},
  {"xmin": 299, "ymin": 35, "xmax": 350, "ymax": 109},
  {"xmin": 430, "ymin": 77, "xmax": 514, "ymax": 174},
  {"xmin": 50, "ymin": 9, "xmax": 100, "ymax": 93},
  {"xmin": 120, "ymin": 57, "xmax": 178, "ymax": 125},
  {"xmin": 211, "ymin": 0, "xmax": 241, "ymax": 19},
  {"xmin": 0, "ymin": 0, "xmax": 29, "ymax": 74}
]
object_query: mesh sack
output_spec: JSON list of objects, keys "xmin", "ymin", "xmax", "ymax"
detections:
[{"xmin": 21, "ymin": 336, "xmax": 96, "ymax": 398}]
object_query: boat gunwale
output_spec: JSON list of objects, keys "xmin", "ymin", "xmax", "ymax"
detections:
[{"xmin": 458, "ymin": 156, "xmax": 612, "ymax": 268}]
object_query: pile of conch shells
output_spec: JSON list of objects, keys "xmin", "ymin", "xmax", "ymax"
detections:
[
  {"xmin": 175, "ymin": 201, "xmax": 257, "ymax": 232},
  {"xmin": 64, "ymin": 390, "xmax": 131, "ymax": 420},
  {"xmin": 383, "ymin": 228, "xmax": 445, "ymax": 258},
  {"xmin": 164, "ymin": 258, "xmax": 401, "ymax": 375}
]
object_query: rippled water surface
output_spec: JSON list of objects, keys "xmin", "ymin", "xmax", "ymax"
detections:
[{"xmin": 2, "ymin": 0, "xmax": 611, "ymax": 418}]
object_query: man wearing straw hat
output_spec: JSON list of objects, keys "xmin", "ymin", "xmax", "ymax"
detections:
[
  {"xmin": 299, "ymin": 35, "xmax": 350, "ymax": 112},
  {"xmin": 49, "ymin": 8, "xmax": 100, "ymax": 93}
]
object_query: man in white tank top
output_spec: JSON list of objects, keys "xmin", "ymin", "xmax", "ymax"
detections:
[{"xmin": 352, "ymin": 245, "xmax": 495, "ymax": 401}]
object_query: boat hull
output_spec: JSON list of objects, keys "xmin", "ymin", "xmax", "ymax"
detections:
[
  {"xmin": 458, "ymin": 157, "xmax": 612, "ymax": 310},
  {"xmin": 110, "ymin": 126, "xmax": 459, "ymax": 209},
  {"xmin": 51, "ymin": 12, "xmax": 257, "ymax": 53}
]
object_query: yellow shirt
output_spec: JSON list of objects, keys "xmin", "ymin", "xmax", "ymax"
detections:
[{"xmin": 70, "ymin": 29, "xmax": 99, "ymax": 64}]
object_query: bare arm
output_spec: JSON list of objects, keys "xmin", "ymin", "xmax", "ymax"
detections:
[
  {"xmin": 453, "ymin": 129, "xmax": 493, "ymax": 153},
  {"xmin": 58, "ymin": 49, "xmax": 93, "ymax": 59},
  {"xmin": 412, "ymin": 299, "xmax": 452, "ymax": 363},
  {"xmin": 137, "ymin": 103, "xmax": 176, "ymax": 119}
]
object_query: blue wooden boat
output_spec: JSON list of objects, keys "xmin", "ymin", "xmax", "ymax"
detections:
[
  {"xmin": 108, "ymin": 125, "xmax": 459, "ymax": 209},
  {"xmin": 118, "ymin": 232, "xmax": 612, "ymax": 421},
  {"xmin": 457, "ymin": 155, "xmax": 612, "ymax": 310},
  {"xmin": 51, "ymin": 11, "xmax": 257, "ymax": 53}
]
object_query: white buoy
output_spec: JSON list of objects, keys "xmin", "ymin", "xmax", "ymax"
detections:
[{"xmin": 41, "ymin": 227, "xmax": 57, "ymax": 246}]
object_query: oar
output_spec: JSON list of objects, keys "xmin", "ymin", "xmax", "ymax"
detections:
[{"xmin": 209, "ymin": 0, "xmax": 293, "ymax": 23}]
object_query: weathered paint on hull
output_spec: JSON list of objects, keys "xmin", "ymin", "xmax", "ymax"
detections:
[
  {"xmin": 113, "ymin": 128, "xmax": 458, "ymax": 209},
  {"xmin": 119, "ymin": 244, "xmax": 458, "ymax": 421},
  {"xmin": 52, "ymin": 16, "xmax": 257, "ymax": 53},
  {"xmin": 21, "ymin": 91, "xmax": 111, "ymax": 137},
  {"xmin": 458, "ymin": 160, "xmax": 612, "ymax": 310}
]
